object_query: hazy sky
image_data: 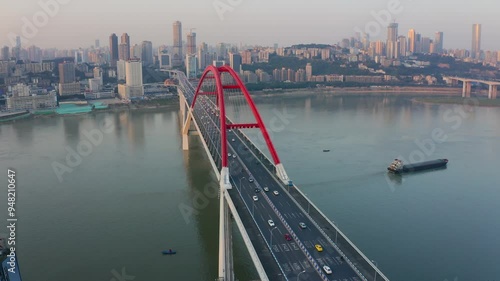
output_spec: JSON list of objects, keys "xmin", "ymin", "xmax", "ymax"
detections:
[{"xmin": 2, "ymin": 0, "xmax": 499, "ymax": 50}]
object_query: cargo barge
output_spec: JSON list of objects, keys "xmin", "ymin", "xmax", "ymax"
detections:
[{"xmin": 388, "ymin": 158, "xmax": 448, "ymax": 174}]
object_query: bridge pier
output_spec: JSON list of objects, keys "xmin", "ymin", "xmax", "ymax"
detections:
[
  {"xmin": 219, "ymin": 167, "xmax": 234, "ymax": 281},
  {"xmin": 462, "ymin": 81, "xmax": 472, "ymax": 98},
  {"xmin": 488, "ymin": 85, "xmax": 498, "ymax": 99},
  {"xmin": 179, "ymin": 93, "xmax": 192, "ymax": 150}
]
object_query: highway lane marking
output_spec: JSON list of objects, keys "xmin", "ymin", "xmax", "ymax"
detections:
[
  {"xmin": 281, "ymin": 263, "xmax": 291, "ymax": 272},
  {"xmin": 272, "ymin": 245, "xmax": 280, "ymax": 253},
  {"xmin": 292, "ymin": 262, "xmax": 302, "ymax": 271},
  {"xmin": 304, "ymin": 241, "xmax": 313, "ymax": 248},
  {"xmin": 300, "ymin": 260, "xmax": 311, "ymax": 269},
  {"xmin": 290, "ymin": 242, "xmax": 299, "ymax": 251},
  {"xmin": 282, "ymin": 244, "xmax": 290, "ymax": 252}
]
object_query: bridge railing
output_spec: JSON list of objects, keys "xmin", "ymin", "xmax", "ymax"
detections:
[{"xmin": 233, "ymin": 129, "xmax": 389, "ymax": 281}]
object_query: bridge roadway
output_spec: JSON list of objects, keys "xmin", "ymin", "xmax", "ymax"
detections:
[{"xmin": 178, "ymin": 74, "xmax": 367, "ymax": 281}]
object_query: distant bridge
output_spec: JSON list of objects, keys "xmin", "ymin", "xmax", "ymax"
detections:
[{"xmin": 446, "ymin": 77, "xmax": 500, "ymax": 99}]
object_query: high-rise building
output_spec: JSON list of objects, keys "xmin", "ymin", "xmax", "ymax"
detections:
[
  {"xmin": 109, "ymin": 33, "xmax": 119, "ymax": 67},
  {"xmin": 407, "ymin": 29, "xmax": 416, "ymax": 54},
  {"xmin": 59, "ymin": 61, "xmax": 76, "ymax": 84},
  {"xmin": 95, "ymin": 39, "xmax": 100, "ymax": 48},
  {"xmin": 229, "ymin": 52, "xmax": 242, "ymax": 73},
  {"xmin": 58, "ymin": 61, "xmax": 80, "ymax": 95},
  {"xmin": 375, "ymin": 40, "xmax": 385, "ymax": 56},
  {"xmin": 130, "ymin": 44, "xmax": 141, "ymax": 59},
  {"xmin": 125, "ymin": 60, "xmax": 142, "ymax": 86},
  {"xmin": 398, "ymin": 36, "xmax": 407, "ymax": 57},
  {"xmin": 386, "ymin": 23, "xmax": 399, "ymax": 59},
  {"xmin": 185, "ymin": 54, "xmax": 198, "ymax": 79},
  {"xmin": 1, "ymin": 46, "xmax": 9, "ymax": 60},
  {"xmin": 158, "ymin": 48, "xmax": 171, "ymax": 69},
  {"xmin": 172, "ymin": 21, "xmax": 183, "ymax": 66},
  {"xmin": 434, "ymin": 32, "xmax": 444, "ymax": 54},
  {"xmin": 197, "ymin": 43, "xmax": 209, "ymax": 70},
  {"xmin": 118, "ymin": 59, "xmax": 144, "ymax": 99},
  {"xmin": 472, "ymin": 24, "xmax": 481, "ymax": 59},
  {"xmin": 415, "ymin": 33, "xmax": 422, "ymax": 53},
  {"xmin": 119, "ymin": 33, "xmax": 130, "ymax": 61},
  {"xmin": 421, "ymin": 37, "xmax": 431, "ymax": 53},
  {"xmin": 187, "ymin": 32, "xmax": 196, "ymax": 55},
  {"xmin": 141, "ymin": 41, "xmax": 153, "ymax": 66},
  {"xmin": 117, "ymin": 60, "xmax": 126, "ymax": 80},
  {"xmin": 305, "ymin": 63, "xmax": 312, "ymax": 81},
  {"xmin": 16, "ymin": 36, "xmax": 21, "ymax": 48},
  {"xmin": 217, "ymin": 43, "xmax": 227, "ymax": 61}
]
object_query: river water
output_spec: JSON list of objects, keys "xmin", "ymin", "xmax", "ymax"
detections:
[{"xmin": 0, "ymin": 95, "xmax": 499, "ymax": 281}]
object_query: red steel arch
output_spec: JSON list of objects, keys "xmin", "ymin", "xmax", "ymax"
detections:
[{"xmin": 191, "ymin": 65, "xmax": 282, "ymax": 169}]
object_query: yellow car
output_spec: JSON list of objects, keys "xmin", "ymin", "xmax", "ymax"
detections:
[{"xmin": 315, "ymin": 244, "xmax": 323, "ymax": 252}]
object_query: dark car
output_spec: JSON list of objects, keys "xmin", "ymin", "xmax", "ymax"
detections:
[{"xmin": 255, "ymin": 188, "xmax": 261, "ymax": 193}]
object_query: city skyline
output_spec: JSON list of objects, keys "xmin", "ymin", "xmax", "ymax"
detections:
[{"xmin": 2, "ymin": 0, "xmax": 500, "ymax": 50}]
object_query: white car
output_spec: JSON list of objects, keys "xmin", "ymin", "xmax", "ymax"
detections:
[
  {"xmin": 231, "ymin": 138, "xmax": 235, "ymax": 142},
  {"xmin": 232, "ymin": 155, "xmax": 236, "ymax": 159},
  {"xmin": 323, "ymin": 265, "xmax": 332, "ymax": 275},
  {"xmin": 268, "ymin": 220, "xmax": 275, "ymax": 227},
  {"xmin": 248, "ymin": 178, "xmax": 254, "ymax": 183},
  {"xmin": 252, "ymin": 196, "xmax": 258, "ymax": 201},
  {"xmin": 228, "ymin": 153, "xmax": 231, "ymax": 157},
  {"xmin": 263, "ymin": 187, "xmax": 269, "ymax": 192},
  {"xmin": 273, "ymin": 191, "xmax": 279, "ymax": 196}
]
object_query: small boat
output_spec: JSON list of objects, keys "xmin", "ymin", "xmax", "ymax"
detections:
[
  {"xmin": 162, "ymin": 249, "xmax": 176, "ymax": 255},
  {"xmin": 323, "ymin": 149, "xmax": 330, "ymax": 152},
  {"xmin": 387, "ymin": 158, "xmax": 448, "ymax": 174}
]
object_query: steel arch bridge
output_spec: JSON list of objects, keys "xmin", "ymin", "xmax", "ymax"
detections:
[{"xmin": 175, "ymin": 66, "xmax": 389, "ymax": 281}]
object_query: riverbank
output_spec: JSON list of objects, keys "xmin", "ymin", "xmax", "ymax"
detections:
[
  {"xmin": 412, "ymin": 97, "xmax": 500, "ymax": 107},
  {"xmin": 252, "ymin": 86, "xmax": 462, "ymax": 97}
]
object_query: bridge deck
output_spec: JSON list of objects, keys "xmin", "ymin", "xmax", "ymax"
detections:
[{"xmin": 176, "ymin": 70, "xmax": 387, "ymax": 281}]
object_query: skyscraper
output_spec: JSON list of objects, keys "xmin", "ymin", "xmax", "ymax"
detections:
[
  {"xmin": 229, "ymin": 52, "xmax": 242, "ymax": 73},
  {"xmin": 421, "ymin": 37, "xmax": 431, "ymax": 53},
  {"xmin": 172, "ymin": 21, "xmax": 183, "ymax": 66},
  {"xmin": 109, "ymin": 33, "xmax": 119, "ymax": 67},
  {"xmin": 59, "ymin": 61, "xmax": 76, "ymax": 84},
  {"xmin": 1, "ymin": 46, "xmax": 9, "ymax": 61},
  {"xmin": 58, "ymin": 61, "xmax": 80, "ymax": 96},
  {"xmin": 197, "ymin": 43, "xmax": 209, "ymax": 70},
  {"xmin": 407, "ymin": 29, "xmax": 416, "ymax": 54},
  {"xmin": 305, "ymin": 63, "xmax": 312, "ymax": 81},
  {"xmin": 119, "ymin": 33, "xmax": 130, "ymax": 61},
  {"xmin": 434, "ymin": 32, "xmax": 444, "ymax": 54},
  {"xmin": 386, "ymin": 23, "xmax": 399, "ymax": 59},
  {"xmin": 398, "ymin": 36, "xmax": 407, "ymax": 57},
  {"xmin": 95, "ymin": 39, "xmax": 100, "ymax": 48},
  {"xmin": 187, "ymin": 32, "xmax": 196, "ymax": 55},
  {"xmin": 118, "ymin": 59, "xmax": 144, "ymax": 99},
  {"xmin": 472, "ymin": 24, "xmax": 481, "ymax": 59},
  {"xmin": 186, "ymin": 54, "xmax": 198, "ymax": 79},
  {"xmin": 141, "ymin": 41, "xmax": 153, "ymax": 66}
]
